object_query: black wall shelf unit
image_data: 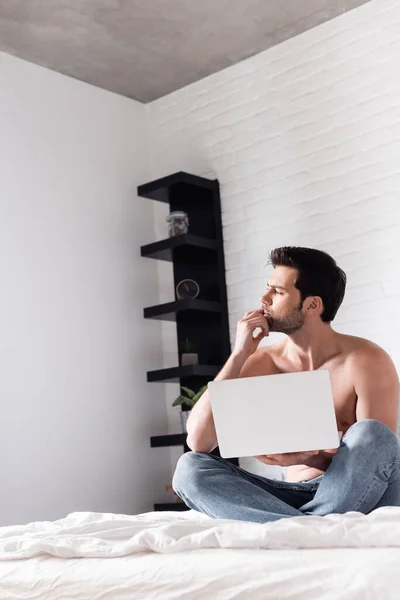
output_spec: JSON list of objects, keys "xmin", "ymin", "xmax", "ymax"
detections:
[
  {"xmin": 139, "ymin": 171, "xmax": 237, "ymax": 512},
  {"xmin": 144, "ymin": 298, "xmax": 222, "ymax": 323},
  {"xmin": 150, "ymin": 434, "xmax": 187, "ymax": 447},
  {"xmin": 147, "ymin": 364, "xmax": 221, "ymax": 384},
  {"xmin": 154, "ymin": 503, "xmax": 188, "ymax": 512},
  {"xmin": 140, "ymin": 234, "xmax": 218, "ymax": 263}
]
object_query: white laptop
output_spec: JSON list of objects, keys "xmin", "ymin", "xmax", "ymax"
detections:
[{"xmin": 208, "ymin": 370, "xmax": 340, "ymax": 459}]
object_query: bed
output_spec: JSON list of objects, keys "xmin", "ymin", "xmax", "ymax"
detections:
[{"xmin": 1, "ymin": 507, "xmax": 400, "ymax": 599}]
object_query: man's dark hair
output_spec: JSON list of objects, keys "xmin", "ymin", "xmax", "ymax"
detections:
[{"xmin": 268, "ymin": 247, "xmax": 347, "ymax": 322}]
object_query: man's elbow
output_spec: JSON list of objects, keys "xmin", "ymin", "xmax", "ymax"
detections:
[{"xmin": 186, "ymin": 435, "xmax": 215, "ymax": 454}]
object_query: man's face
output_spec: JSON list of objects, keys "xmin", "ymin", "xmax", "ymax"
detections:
[{"xmin": 260, "ymin": 266, "xmax": 305, "ymax": 334}]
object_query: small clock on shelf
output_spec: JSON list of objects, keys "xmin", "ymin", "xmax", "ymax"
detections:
[{"xmin": 176, "ymin": 278, "xmax": 200, "ymax": 300}]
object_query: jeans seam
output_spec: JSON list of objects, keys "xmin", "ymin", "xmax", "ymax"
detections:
[
  {"xmin": 381, "ymin": 459, "xmax": 399, "ymax": 479},
  {"xmin": 354, "ymin": 458, "xmax": 399, "ymax": 512},
  {"xmin": 354, "ymin": 476, "xmax": 379, "ymax": 512},
  {"xmin": 353, "ymin": 459, "xmax": 398, "ymax": 513}
]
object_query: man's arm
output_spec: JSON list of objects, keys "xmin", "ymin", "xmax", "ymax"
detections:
[
  {"xmin": 186, "ymin": 352, "xmax": 248, "ymax": 453},
  {"xmin": 186, "ymin": 308, "xmax": 271, "ymax": 453},
  {"xmin": 352, "ymin": 346, "xmax": 399, "ymax": 432}
]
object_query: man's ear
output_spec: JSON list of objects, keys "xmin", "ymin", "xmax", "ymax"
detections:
[{"xmin": 304, "ymin": 296, "xmax": 323, "ymax": 316}]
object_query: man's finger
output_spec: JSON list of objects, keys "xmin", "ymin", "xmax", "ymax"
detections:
[
  {"xmin": 254, "ymin": 454, "xmax": 281, "ymax": 465},
  {"xmin": 253, "ymin": 329, "xmax": 267, "ymax": 341},
  {"xmin": 321, "ymin": 447, "xmax": 339, "ymax": 455}
]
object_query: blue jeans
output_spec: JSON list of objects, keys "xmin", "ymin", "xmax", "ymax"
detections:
[{"xmin": 172, "ymin": 419, "xmax": 400, "ymax": 523}]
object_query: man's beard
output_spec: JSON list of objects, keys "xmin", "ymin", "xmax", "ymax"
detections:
[{"xmin": 266, "ymin": 304, "xmax": 304, "ymax": 335}]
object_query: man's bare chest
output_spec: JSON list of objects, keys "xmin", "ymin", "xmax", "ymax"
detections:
[{"xmin": 269, "ymin": 352, "xmax": 357, "ymax": 433}]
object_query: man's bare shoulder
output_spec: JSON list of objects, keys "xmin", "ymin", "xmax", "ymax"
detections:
[
  {"xmin": 339, "ymin": 333, "xmax": 394, "ymax": 362},
  {"xmin": 338, "ymin": 333, "xmax": 398, "ymax": 381}
]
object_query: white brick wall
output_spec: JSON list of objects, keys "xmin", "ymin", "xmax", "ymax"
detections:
[{"xmin": 144, "ymin": 0, "xmax": 400, "ymax": 476}]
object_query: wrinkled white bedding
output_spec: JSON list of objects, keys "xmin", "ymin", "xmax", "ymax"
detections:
[{"xmin": 1, "ymin": 507, "xmax": 400, "ymax": 599}]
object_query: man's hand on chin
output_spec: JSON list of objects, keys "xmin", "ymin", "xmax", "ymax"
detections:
[{"xmin": 254, "ymin": 447, "xmax": 339, "ymax": 469}]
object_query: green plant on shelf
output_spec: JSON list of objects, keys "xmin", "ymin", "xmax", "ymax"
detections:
[
  {"xmin": 172, "ymin": 385, "xmax": 208, "ymax": 408},
  {"xmin": 180, "ymin": 338, "xmax": 197, "ymax": 354}
]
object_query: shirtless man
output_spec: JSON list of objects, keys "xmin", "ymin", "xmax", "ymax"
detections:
[{"xmin": 173, "ymin": 246, "xmax": 400, "ymax": 523}]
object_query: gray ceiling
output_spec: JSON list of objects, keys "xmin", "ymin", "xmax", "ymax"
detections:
[{"xmin": 0, "ymin": 0, "xmax": 372, "ymax": 103}]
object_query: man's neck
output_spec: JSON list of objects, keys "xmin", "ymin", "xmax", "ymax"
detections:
[{"xmin": 283, "ymin": 323, "xmax": 341, "ymax": 371}]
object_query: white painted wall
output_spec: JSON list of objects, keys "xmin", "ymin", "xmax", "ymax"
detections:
[
  {"xmin": 0, "ymin": 53, "xmax": 171, "ymax": 526},
  {"xmin": 146, "ymin": 0, "xmax": 400, "ymax": 475}
]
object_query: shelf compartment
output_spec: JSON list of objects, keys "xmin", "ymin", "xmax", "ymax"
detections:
[
  {"xmin": 147, "ymin": 364, "xmax": 220, "ymax": 383},
  {"xmin": 144, "ymin": 299, "xmax": 222, "ymax": 322},
  {"xmin": 138, "ymin": 171, "xmax": 216, "ymax": 204},
  {"xmin": 140, "ymin": 233, "xmax": 218, "ymax": 264},
  {"xmin": 150, "ymin": 434, "xmax": 187, "ymax": 447}
]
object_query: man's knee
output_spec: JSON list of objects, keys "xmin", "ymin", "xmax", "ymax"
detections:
[
  {"xmin": 344, "ymin": 419, "xmax": 399, "ymax": 453},
  {"xmin": 172, "ymin": 451, "xmax": 211, "ymax": 496}
]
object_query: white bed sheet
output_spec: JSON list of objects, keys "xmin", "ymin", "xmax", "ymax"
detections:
[{"xmin": 0, "ymin": 507, "xmax": 399, "ymax": 600}]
